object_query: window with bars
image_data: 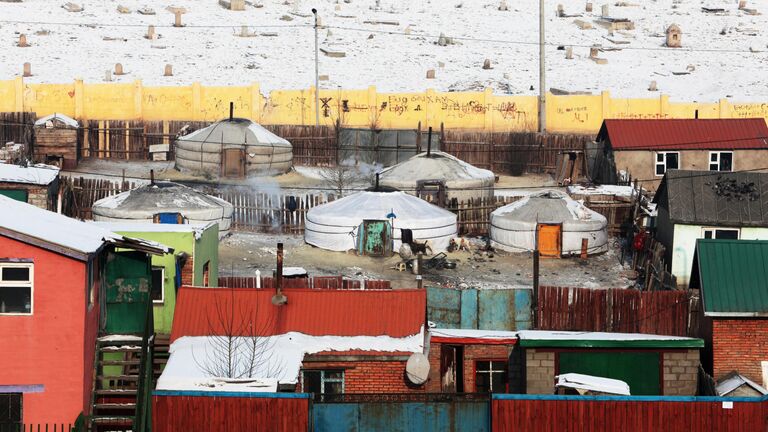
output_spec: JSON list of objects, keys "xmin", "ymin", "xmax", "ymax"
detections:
[
  {"xmin": 475, "ymin": 360, "xmax": 508, "ymax": 393},
  {"xmin": 709, "ymin": 151, "xmax": 733, "ymax": 172},
  {"xmin": 655, "ymin": 152, "xmax": 680, "ymax": 176},
  {"xmin": 0, "ymin": 263, "xmax": 33, "ymax": 315},
  {"xmin": 302, "ymin": 370, "xmax": 344, "ymax": 395}
]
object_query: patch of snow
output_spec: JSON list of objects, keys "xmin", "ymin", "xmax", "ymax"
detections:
[
  {"xmin": 34, "ymin": 113, "xmax": 79, "ymax": 128},
  {"xmin": 98, "ymin": 334, "xmax": 143, "ymax": 342},
  {"xmin": 0, "ymin": 163, "xmax": 59, "ymax": 185},
  {"xmin": 556, "ymin": 373, "xmax": 631, "ymax": 396},
  {"xmin": 95, "ymin": 191, "xmax": 131, "ymax": 209},
  {"xmin": 157, "ymin": 330, "xmax": 424, "ymax": 392},
  {"xmin": 430, "ymin": 328, "xmax": 518, "ymax": 340},
  {"xmin": 568, "ymin": 185, "xmax": 637, "ymax": 197},
  {"xmin": 517, "ymin": 330, "xmax": 699, "ymax": 342},
  {"xmin": 89, "ymin": 221, "xmax": 215, "ymax": 240},
  {"xmin": 247, "ymin": 122, "xmax": 291, "ymax": 145}
]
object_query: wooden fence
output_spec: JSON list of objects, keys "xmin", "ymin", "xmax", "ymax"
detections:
[
  {"xmin": 218, "ymin": 275, "xmax": 391, "ymax": 290},
  {"xmin": 0, "ymin": 112, "xmax": 35, "ymax": 149},
  {"xmin": 446, "ymin": 196, "xmax": 522, "ymax": 236},
  {"xmin": 60, "ymin": 176, "xmax": 136, "ymax": 220},
  {"xmin": 536, "ymin": 286, "xmax": 691, "ymax": 337}
]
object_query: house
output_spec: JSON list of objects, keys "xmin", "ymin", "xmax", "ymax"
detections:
[
  {"xmin": 90, "ymin": 221, "xmax": 219, "ymax": 336},
  {"xmin": 0, "ymin": 195, "xmax": 166, "ymax": 426},
  {"xmin": 515, "ymin": 330, "xmax": 703, "ymax": 396},
  {"xmin": 156, "ymin": 287, "xmax": 427, "ymax": 396},
  {"xmin": 0, "ymin": 163, "xmax": 60, "ymax": 210},
  {"xmin": 690, "ymin": 239, "xmax": 768, "ymax": 388},
  {"xmin": 590, "ymin": 118, "xmax": 768, "ymax": 190},
  {"xmin": 653, "ymin": 169, "xmax": 768, "ymax": 286}
]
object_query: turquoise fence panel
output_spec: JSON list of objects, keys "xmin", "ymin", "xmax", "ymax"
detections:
[
  {"xmin": 428, "ymin": 287, "xmax": 533, "ymax": 330},
  {"xmin": 514, "ymin": 289, "xmax": 532, "ymax": 330},
  {"xmin": 427, "ymin": 287, "xmax": 461, "ymax": 327},
  {"xmin": 460, "ymin": 289, "xmax": 478, "ymax": 329},
  {"xmin": 478, "ymin": 289, "xmax": 516, "ymax": 330}
]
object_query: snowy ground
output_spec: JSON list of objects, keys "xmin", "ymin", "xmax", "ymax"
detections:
[
  {"xmin": 2, "ymin": 0, "xmax": 768, "ymax": 101},
  {"xmin": 219, "ymin": 231, "xmax": 634, "ymax": 289}
]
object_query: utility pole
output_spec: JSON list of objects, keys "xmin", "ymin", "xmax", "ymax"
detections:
[
  {"xmin": 538, "ymin": 0, "xmax": 546, "ymax": 133},
  {"xmin": 312, "ymin": 8, "xmax": 320, "ymax": 127}
]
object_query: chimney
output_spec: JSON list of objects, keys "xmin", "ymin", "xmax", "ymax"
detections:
[
  {"xmin": 427, "ymin": 126, "xmax": 433, "ymax": 157},
  {"xmin": 375, "ymin": 173, "xmax": 380, "ymax": 190},
  {"xmin": 276, "ymin": 242, "xmax": 283, "ymax": 296},
  {"xmin": 229, "ymin": 101, "xmax": 234, "ymax": 121},
  {"xmin": 150, "ymin": 169, "xmax": 155, "ymax": 185}
]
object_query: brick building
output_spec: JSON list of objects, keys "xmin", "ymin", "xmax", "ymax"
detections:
[
  {"xmin": 690, "ymin": 239, "xmax": 768, "ymax": 386},
  {"xmin": 0, "ymin": 163, "xmax": 59, "ymax": 210},
  {"xmin": 157, "ymin": 287, "xmax": 428, "ymax": 396}
]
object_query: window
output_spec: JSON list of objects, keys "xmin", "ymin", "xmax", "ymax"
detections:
[
  {"xmin": 202, "ymin": 261, "xmax": 210, "ymax": 287},
  {"xmin": 709, "ymin": 151, "xmax": 733, "ymax": 172},
  {"xmin": 0, "ymin": 263, "xmax": 33, "ymax": 315},
  {"xmin": 475, "ymin": 360, "xmax": 508, "ymax": 393},
  {"xmin": 0, "ymin": 393, "xmax": 22, "ymax": 428},
  {"xmin": 302, "ymin": 370, "xmax": 344, "ymax": 395},
  {"xmin": 655, "ymin": 152, "xmax": 679, "ymax": 176},
  {"xmin": 151, "ymin": 267, "xmax": 164, "ymax": 303},
  {"xmin": 702, "ymin": 228, "xmax": 739, "ymax": 240}
]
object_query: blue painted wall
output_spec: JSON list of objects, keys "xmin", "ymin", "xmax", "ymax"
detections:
[{"xmin": 427, "ymin": 287, "xmax": 532, "ymax": 330}]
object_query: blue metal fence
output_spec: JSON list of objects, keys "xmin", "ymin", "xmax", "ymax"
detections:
[{"xmin": 427, "ymin": 287, "xmax": 532, "ymax": 330}]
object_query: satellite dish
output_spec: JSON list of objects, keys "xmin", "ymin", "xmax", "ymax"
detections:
[
  {"xmin": 271, "ymin": 293, "xmax": 288, "ymax": 306},
  {"xmin": 405, "ymin": 353, "xmax": 430, "ymax": 385}
]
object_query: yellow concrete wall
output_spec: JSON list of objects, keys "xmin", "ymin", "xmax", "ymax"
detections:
[{"xmin": 3, "ymin": 78, "xmax": 767, "ymax": 133}]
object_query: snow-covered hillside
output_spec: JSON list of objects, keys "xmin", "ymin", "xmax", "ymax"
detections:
[{"xmin": 1, "ymin": 0, "xmax": 767, "ymax": 101}]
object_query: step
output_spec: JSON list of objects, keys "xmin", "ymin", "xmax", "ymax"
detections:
[
  {"xmin": 96, "ymin": 389, "xmax": 137, "ymax": 396},
  {"xmin": 93, "ymin": 402, "xmax": 136, "ymax": 410},
  {"xmin": 91, "ymin": 416, "xmax": 134, "ymax": 425},
  {"xmin": 101, "ymin": 359, "xmax": 141, "ymax": 366},
  {"xmin": 97, "ymin": 375, "xmax": 139, "ymax": 382},
  {"xmin": 101, "ymin": 346, "xmax": 142, "ymax": 353},
  {"xmin": 98, "ymin": 335, "xmax": 143, "ymax": 345}
]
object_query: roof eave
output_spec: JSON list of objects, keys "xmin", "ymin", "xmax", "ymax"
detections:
[
  {"xmin": 518, "ymin": 339, "xmax": 705, "ymax": 349},
  {"xmin": 705, "ymin": 312, "xmax": 768, "ymax": 318},
  {"xmin": 0, "ymin": 226, "xmax": 91, "ymax": 261}
]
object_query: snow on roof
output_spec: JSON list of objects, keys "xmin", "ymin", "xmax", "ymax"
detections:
[
  {"xmin": 0, "ymin": 194, "xmax": 120, "ymax": 254},
  {"xmin": 157, "ymin": 331, "xmax": 423, "ymax": 393},
  {"xmin": 0, "ymin": 163, "xmax": 60, "ymax": 185},
  {"xmin": 378, "ymin": 151, "xmax": 495, "ymax": 182},
  {"xmin": 492, "ymin": 190, "xmax": 606, "ymax": 223},
  {"xmin": 556, "ymin": 373, "xmax": 631, "ymax": 396},
  {"xmin": 567, "ymin": 185, "xmax": 636, "ymax": 198},
  {"xmin": 518, "ymin": 330, "xmax": 696, "ymax": 341},
  {"xmin": 89, "ymin": 221, "xmax": 216, "ymax": 240},
  {"xmin": 517, "ymin": 330, "xmax": 704, "ymax": 348},
  {"xmin": 34, "ymin": 113, "xmax": 79, "ymax": 128},
  {"xmin": 430, "ymin": 328, "xmax": 518, "ymax": 344},
  {"xmin": 716, "ymin": 372, "xmax": 768, "ymax": 397}
]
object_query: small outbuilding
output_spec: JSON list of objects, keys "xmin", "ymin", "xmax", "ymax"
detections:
[
  {"xmin": 91, "ymin": 181, "xmax": 234, "ymax": 237},
  {"xmin": 33, "ymin": 113, "xmax": 79, "ymax": 169},
  {"xmin": 305, "ymin": 191, "xmax": 458, "ymax": 254},
  {"xmin": 490, "ymin": 190, "xmax": 608, "ymax": 257},
  {"xmin": 0, "ymin": 163, "xmax": 60, "ymax": 210},
  {"xmin": 174, "ymin": 118, "xmax": 293, "ymax": 178},
  {"xmin": 377, "ymin": 151, "xmax": 495, "ymax": 203}
]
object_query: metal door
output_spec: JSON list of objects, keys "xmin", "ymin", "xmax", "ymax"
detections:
[
  {"xmin": 362, "ymin": 220, "xmax": 390, "ymax": 256},
  {"xmin": 0, "ymin": 189, "xmax": 28, "ymax": 203},
  {"xmin": 537, "ymin": 224, "xmax": 562, "ymax": 258},
  {"xmin": 222, "ymin": 148, "xmax": 245, "ymax": 178},
  {"xmin": 103, "ymin": 251, "xmax": 152, "ymax": 334}
]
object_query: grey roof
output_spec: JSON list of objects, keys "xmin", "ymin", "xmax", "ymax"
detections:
[
  {"xmin": 716, "ymin": 371, "xmax": 768, "ymax": 396},
  {"xmin": 654, "ymin": 170, "xmax": 768, "ymax": 227}
]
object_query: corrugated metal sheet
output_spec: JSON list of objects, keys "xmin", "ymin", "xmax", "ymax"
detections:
[
  {"xmin": 598, "ymin": 118, "xmax": 768, "ymax": 150},
  {"xmin": 655, "ymin": 169, "xmax": 768, "ymax": 226},
  {"xmin": 492, "ymin": 395, "xmax": 768, "ymax": 432},
  {"xmin": 170, "ymin": 287, "xmax": 426, "ymax": 341},
  {"xmin": 426, "ymin": 287, "xmax": 533, "ymax": 331},
  {"xmin": 695, "ymin": 239, "xmax": 768, "ymax": 314}
]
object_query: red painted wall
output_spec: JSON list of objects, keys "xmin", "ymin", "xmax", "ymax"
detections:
[
  {"xmin": 713, "ymin": 318, "xmax": 768, "ymax": 384},
  {"xmin": 299, "ymin": 360, "xmax": 424, "ymax": 393},
  {"xmin": 152, "ymin": 394, "xmax": 310, "ymax": 432},
  {"xmin": 0, "ymin": 235, "xmax": 93, "ymax": 425},
  {"xmin": 492, "ymin": 398, "xmax": 768, "ymax": 431}
]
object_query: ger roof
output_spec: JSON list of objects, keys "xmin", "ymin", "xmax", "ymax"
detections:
[
  {"xmin": 693, "ymin": 239, "xmax": 768, "ymax": 316},
  {"xmin": 0, "ymin": 163, "xmax": 59, "ymax": 185},
  {"xmin": 597, "ymin": 118, "xmax": 768, "ymax": 150},
  {"xmin": 170, "ymin": 287, "xmax": 426, "ymax": 342},
  {"xmin": 654, "ymin": 170, "xmax": 768, "ymax": 227}
]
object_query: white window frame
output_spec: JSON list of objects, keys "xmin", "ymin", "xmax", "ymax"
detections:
[
  {"xmin": 701, "ymin": 227, "xmax": 740, "ymax": 240},
  {"xmin": 0, "ymin": 263, "xmax": 34, "ymax": 315},
  {"xmin": 475, "ymin": 360, "xmax": 508, "ymax": 393},
  {"xmin": 301, "ymin": 369, "xmax": 345, "ymax": 394},
  {"xmin": 151, "ymin": 266, "xmax": 165, "ymax": 304},
  {"xmin": 709, "ymin": 151, "xmax": 734, "ymax": 172},
  {"xmin": 655, "ymin": 152, "xmax": 680, "ymax": 176}
]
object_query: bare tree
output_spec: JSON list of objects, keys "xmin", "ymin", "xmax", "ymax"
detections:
[
  {"xmin": 319, "ymin": 162, "xmax": 368, "ymax": 197},
  {"xmin": 192, "ymin": 287, "xmax": 284, "ymax": 380}
]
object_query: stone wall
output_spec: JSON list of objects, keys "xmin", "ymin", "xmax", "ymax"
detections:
[
  {"xmin": 525, "ymin": 349, "xmax": 555, "ymax": 394},
  {"xmin": 662, "ymin": 350, "xmax": 699, "ymax": 396}
]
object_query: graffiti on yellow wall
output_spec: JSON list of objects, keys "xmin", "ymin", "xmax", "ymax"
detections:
[{"xmin": 0, "ymin": 77, "xmax": 767, "ymax": 134}]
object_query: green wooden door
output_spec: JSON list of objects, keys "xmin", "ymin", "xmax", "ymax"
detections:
[
  {"xmin": 558, "ymin": 351, "xmax": 661, "ymax": 395},
  {"xmin": 0, "ymin": 189, "xmax": 28, "ymax": 202},
  {"xmin": 362, "ymin": 220, "xmax": 390, "ymax": 256},
  {"xmin": 104, "ymin": 251, "xmax": 152, "ymax": 334}
]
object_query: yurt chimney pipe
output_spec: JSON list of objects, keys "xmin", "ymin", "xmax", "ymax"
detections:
[
  {"xmin": 150, "ymin": 169, "xmax": 155, "ymax": 185},
  {"xmin": 229, "ymin": 102, "xmax": 234, "ymax": 121},
  {"xmin": 276, "ymin": 242, "xmax": 283, "ymax": 296},
  {"xmin": 375, "ymin": 173, "xmax": 380, "ymax": 191},
  {"xmin": 427, "ymin": 127, "xmax": 433, "ymax": 157}
]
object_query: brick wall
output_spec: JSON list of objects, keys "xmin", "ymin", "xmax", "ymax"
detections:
[
  {"xmin": 425, "ymin": 342, "xmax": 514, "ymax": 392},
  {"xmin": 0, "ymin": 182, "xmax": 51, "ymax": 210},
  {"xmin": 713, "ymin": 318, "xmax": 768, "ymax": 385},
  {"xmin": 662, "ymin": 350, "xmax": 699, "ymax": 396},
  {"xmin": 525, "ymin": 349, "xmax": 555, "ymax": 394},
  {"xmin": 299, "ymin": 359, "xmax": 423, "ymax": 393},
  {"xmin": 180, "ymin": 255, "xmax": 194, "ymax": 286}
]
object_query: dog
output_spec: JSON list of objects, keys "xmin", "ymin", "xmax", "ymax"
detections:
[
  {"xmin": 409, "ymin": 239, "xmax": 434, "ymax": 256},
  {"xmin": 448, "ymin": 237, "xmax": 471, "ymax": 252}
]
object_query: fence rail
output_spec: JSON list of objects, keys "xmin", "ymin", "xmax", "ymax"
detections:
[{"xmin": 0, "ymin": 425, "xmax": 75, "ymax": 432}]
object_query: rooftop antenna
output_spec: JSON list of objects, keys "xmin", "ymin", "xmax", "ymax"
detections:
[
  {"xmin": 426, "ymin": 126, "xmax": 433, "ymax": 157},
  {"xmin": 229, "ymin": 102, "xmax": 234, "ymax": 121}
]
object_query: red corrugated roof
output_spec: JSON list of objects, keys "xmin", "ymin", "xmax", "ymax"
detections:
[
  {"xmin": 170, "ymin": 287, "xmax": 426, "ymax": 342},
  {"xmin": 598, "ymin": 118, "xmax": 768, "ymax": 150}
]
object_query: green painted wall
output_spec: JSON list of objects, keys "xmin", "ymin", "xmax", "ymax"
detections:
[
  {"xmin": 192, "ymin": 223, "xmax": 219, "ymax": 288},
  {"xmin": 558, "ymin": 351, "xmax": 661, "ymax": 395}
]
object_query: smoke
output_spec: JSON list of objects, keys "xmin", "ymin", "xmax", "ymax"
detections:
[
  {"xmin": 245, "ymin": 176, "xmax": 283, "ymax": 231},
  {"xmin": 339, "ymin": 157, "xmax": 383, "ymax": 185}
]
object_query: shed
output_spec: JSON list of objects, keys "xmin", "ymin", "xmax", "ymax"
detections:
[
  {"xmin": 0, "ymin": 163, "xmax": 60, "ymax": 210},
  {"xmin": 377, "ymin": 151, "xmax": 495, "ymax": 203},
  {"xmin": 304, "ymin": 191, "xmax": 458, "ymax": 254},
  {"xmin": 33, "ymin": 113, "xmax": 79, "ymax": 169},
  {"xmin": 489, "ymin": 190, "xmax": 608, "ymax": 257},
  {"xmin": 91, "ymin": 181, "xmax": 234, "ymax": 238},
  {"xmin": 716, "ymin": 372, "xmax": 768, "ymax": 397},
  {"xmin": 174, "ymin": 118, "xmax": 293, "ymax": 178}
]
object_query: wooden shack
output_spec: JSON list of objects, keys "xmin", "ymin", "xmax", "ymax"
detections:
[{"xmin": 33, "ymin": 113, "xmax": 79, "ymax": 169}]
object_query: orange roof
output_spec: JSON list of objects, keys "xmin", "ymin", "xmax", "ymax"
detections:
[{"xmin": 170, "ymin": 287, "xmax": 426, "ymax": 342}]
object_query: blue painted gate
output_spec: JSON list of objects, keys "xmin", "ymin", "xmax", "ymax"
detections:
[{"xmin": 312, "ymin": 400, "xmax": 490, "ymax": 432}]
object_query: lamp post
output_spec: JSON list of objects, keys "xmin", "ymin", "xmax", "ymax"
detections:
[{"xmin": 312, "ymin": 8, "xmax": 320, "ymax": 126}]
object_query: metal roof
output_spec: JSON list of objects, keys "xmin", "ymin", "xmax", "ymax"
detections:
[
  {"xmin": 170, "ymin": 287, "xmax": 426, "ymax": 342},
  {"xmin": 597, "ymin": 119, "xmax": 768, "ymax": 150},
  {"xmin": 694, "ymin": 239, "xmax": 768, "ymax": 316},
  {"xmin": 654, "ymin": 170, "xmax": 768, "ymax": 227},
  {"xmin": 516, "ymin": 330, "xmax": 704, "ymax": 348}
]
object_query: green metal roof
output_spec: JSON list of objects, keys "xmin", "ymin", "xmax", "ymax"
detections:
[
  {"xmin": 695, "ymin": 239, "xmax": 768, "ymax": 317},
  {"xmin": 516, "ymin": 331, "xmax": 704, "ymax": 349}
]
